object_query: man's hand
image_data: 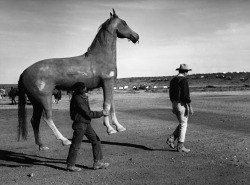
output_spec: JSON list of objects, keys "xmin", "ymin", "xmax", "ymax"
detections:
[
  {"xmin": 189, "ymin": 106, "xmax": 194, "ymax": 115},
  {"xmin": 186, "ymin": 103, "xmax": 194, "ymax": 116},
  {"xmin": 103, "ymin": 110, "xmax": 109, "ymax": 117}
]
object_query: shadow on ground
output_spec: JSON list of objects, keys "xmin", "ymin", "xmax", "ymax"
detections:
[
  {"xmin": 0, "ymin": 150, "xmax": 91, "ymax": 171},
  {"xmin": 81, "ymin": 140, "xmax": 171, "ymax": 152},
  {"xmin": 0, "ymin": 140, "xmax": 173, "ymax": 172}
]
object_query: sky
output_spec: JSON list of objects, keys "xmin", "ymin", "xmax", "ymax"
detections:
[{"xmin": 1, "ymin": 0, "xmax": 250, "ymax": 84}]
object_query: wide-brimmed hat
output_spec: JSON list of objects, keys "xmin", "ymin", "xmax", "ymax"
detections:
[{"xmin": 176, "ymin": 64, "xmax": 192, "ymax": 71}]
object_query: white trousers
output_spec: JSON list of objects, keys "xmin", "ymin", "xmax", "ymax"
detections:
[{"xmin": 171, "ymin": 101, "xmax": 188, "ymax": 143}]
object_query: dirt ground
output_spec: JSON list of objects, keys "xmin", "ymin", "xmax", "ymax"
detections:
[{"xmin": 0, "ymin": 90, "xmax": 250, "ymax": 185}]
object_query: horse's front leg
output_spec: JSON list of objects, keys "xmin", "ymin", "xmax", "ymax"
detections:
[
  {"xmin": 102, "ymin": 79, "xmax": 117, "ymax": 135},
  {"xmin": 111, "ymin": 101, "xmax": 126, "ymax": 132}
]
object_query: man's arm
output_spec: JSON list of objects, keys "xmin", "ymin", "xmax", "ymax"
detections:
[
  {"xmin": 76, "ymin": 96, "xmax": 103, "ymax": 119},
  {"xmin": 181, "ymin": 79, "xmax": 193, "ymax": 115},
  {"xmin": 181, "ymin": 78, "xmax": 191, "ymax": 104}
]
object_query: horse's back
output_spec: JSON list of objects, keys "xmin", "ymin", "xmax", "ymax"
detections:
[{"xmin": 21, "ymin": 55, "xmax": 103, "ymax": 92}]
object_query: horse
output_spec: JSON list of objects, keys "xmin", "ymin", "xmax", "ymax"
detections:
[
  {"xmin": 52, "ymin": 89, "xmax": 62, "ymax": 104},
  {"xmin": 18, "ymin": 9, "xmax": 139, "ymax": 151},
  {"xmin": 8, "ymin": 87, "xmax": 19, "ymax": 105}
]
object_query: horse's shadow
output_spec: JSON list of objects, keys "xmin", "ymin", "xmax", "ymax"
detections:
[
  {"xmin": 0, "ymin": 141, "xmax": 171, "ymax": 170},
  {"xmin": 0, "ymin": 150, "xmax": 91, "ymax": 171},
  {"xmin": 82, "ymin": 140, "xmax": 170, "ymax": 152}
]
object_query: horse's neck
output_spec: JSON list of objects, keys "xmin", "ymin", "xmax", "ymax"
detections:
[{"xmin": 87, "ymin": 28, "xmax": 117, "ymax": 62}]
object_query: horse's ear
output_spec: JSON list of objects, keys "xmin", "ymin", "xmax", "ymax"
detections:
[
  {"xmin": 110, "ymin": 12, "xmax": 113, "ymax": 18},
  {"xmin": 112, "ymin": 8, "xmax": 118, "ymax": 17}
]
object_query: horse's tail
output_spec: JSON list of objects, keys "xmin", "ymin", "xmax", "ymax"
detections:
[{"xmin": 18, "ymin": 73, "xmax": 28, "ymax": 141}]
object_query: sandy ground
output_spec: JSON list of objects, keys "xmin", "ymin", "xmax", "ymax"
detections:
[{"xmin": 0, "ymin": 90, "xmax": 250, "ymax": 185}]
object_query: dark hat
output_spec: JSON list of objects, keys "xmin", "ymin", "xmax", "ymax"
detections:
[
  {"xmin": 176, "ymin": 64, "xmax": 192, "ymax": 71},
  {"xmin": 72, "ymin": 82, "xmax": 86, "ymax": 91}
]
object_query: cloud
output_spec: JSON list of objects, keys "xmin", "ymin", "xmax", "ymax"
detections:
[
  {"xmin": 1, "ymin": 0, "xmax": 250, "ymax": 82},
  {"xmin": 117, "ymin": 21, "xmax": 250, "ymax": 77},
  {"xmin": 216, "ymin": 23, "xmax": 250, "ymax": 38}
]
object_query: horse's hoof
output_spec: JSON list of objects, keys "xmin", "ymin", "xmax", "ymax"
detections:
[
  {"xmin": 108, "ymin": 129, "xmax": 117, "ymax": 135},
  {"xmin": 62, "ymin": 139, "xmax": 71, "ymax": 146},
  {"xmin": 116, "ymin": 127, "xmax": 126, "ymax": 132},
  {"xmin": 39, "ymin": 146, "xmax": 49, "ymax": 151}
]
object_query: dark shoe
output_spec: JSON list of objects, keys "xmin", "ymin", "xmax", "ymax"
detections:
[
  {"xmin": 177, "ymin": 144, "xmax": 190, "ymax": 153},
  {"xmin": 67, "ymin": 165, "xmax": 82, "ymax": 172},
  {"xmin": 166, "ymin": 137, "xmax": 175, "ymax": 149},
  {"xmin": 93, "ymin": 160, "xmax": 109, "ymax": 170}
]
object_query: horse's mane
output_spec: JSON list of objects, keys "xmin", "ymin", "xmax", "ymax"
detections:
[{"xmin": 85, "ymin": 17, "xmax": 114, "ymax": 56}]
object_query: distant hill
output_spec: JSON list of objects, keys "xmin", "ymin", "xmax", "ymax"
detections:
[
  {"xmin": 1, "ymin": 72, "xmax": 250, "ymax": 93},
  {"xmin": 116, "ymin": 72, "xmax": 250, "ymax": 88}
]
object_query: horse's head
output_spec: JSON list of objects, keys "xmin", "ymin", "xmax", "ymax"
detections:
[{"xmin": 110, "ymin": 9, "xmax": 139, "ymax": 43}]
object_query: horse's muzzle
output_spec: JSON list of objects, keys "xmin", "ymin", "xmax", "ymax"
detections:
[{"xmin": 130, "ymin": 33, "xmax": 139, "ymax": 44}]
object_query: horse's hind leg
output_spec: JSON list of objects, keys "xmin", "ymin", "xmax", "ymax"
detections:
[
  {"xmin": 111, "ymin": 101, "xmax": 126, "ymax": 132},
  {"xmin": 31, "ymin": 103, "xmax": 49, "ymax": 151},
  {"xmin": 41, "ymin": 95, "xmax": 71, "ymax": 146}
]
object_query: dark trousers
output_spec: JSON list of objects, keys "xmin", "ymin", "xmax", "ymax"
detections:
[{"xmin": 67, "ymin": 122, "xmax": 103, "ymax": 166}]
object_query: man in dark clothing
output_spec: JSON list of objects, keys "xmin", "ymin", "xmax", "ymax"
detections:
[
  {"xmin": 66, "ymin": 82, "xmax": 109, "ymax": 172},
  {"xmin": 167, "ymin": 64, "xmax": 194, "ymax": 152}
]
